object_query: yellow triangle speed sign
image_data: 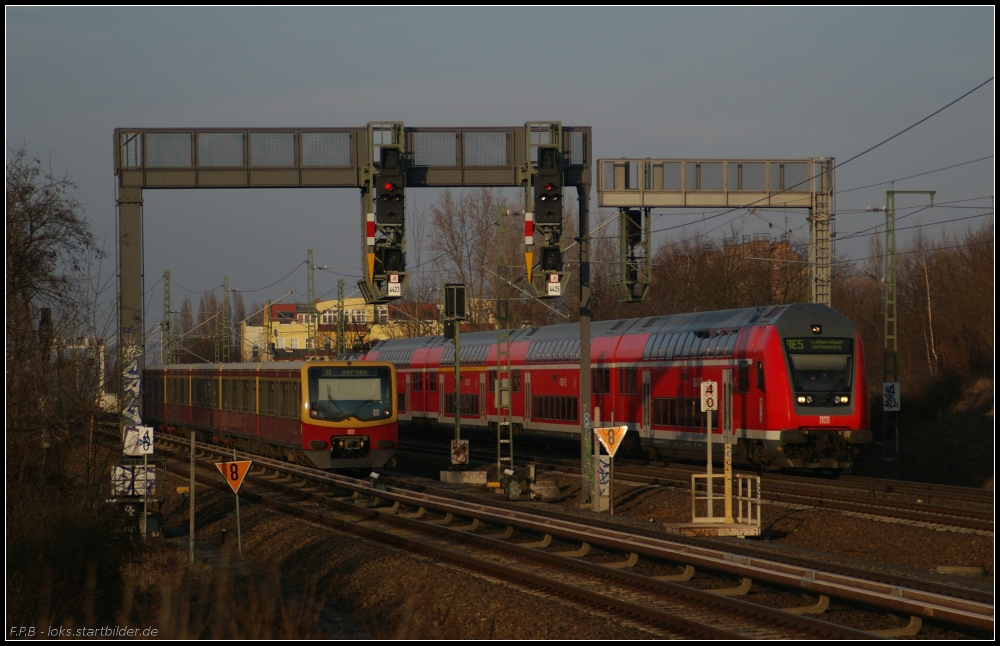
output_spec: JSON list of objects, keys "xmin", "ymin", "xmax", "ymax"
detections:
[
  {"xmin": 594, "ymin": 426, "xmax": 629, "ymax": 458},
  {"xmin": 216, "ymin": 460, "xmax": 253, "ymax": 494}
]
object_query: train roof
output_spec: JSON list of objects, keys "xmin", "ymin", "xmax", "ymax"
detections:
[
  {"xmin": 367, "ymin": 303, "xmax": 853, "ymax": 355},
  {"xmin": 144, "ymin": 359, "xmax": 394, "ymax": 372}
]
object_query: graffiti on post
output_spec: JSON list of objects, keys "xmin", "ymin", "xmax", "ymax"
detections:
[{"xmin": 121, "ymin": 344, "xmax": 142, "ymax": 427}]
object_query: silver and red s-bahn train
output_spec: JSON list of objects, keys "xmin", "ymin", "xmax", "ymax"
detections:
[
  {"xmin": 359, "ymin": 303, "xmax": 871, "ymax": 471},
  {"xmin": 142, "ymin": 360, "xmax": 398, "ymax": 469}
]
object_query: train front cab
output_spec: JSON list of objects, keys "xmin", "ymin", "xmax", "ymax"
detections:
[
  {"xmin": 300, "ymin": 362, "xmax": 398, "ymax": 469},
  {"xmin": 761, "ymin": 306, "xmax": 872, "ymax": 469}
]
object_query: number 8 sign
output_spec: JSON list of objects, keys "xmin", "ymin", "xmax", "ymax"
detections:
[{"xmin": 215, "ymin": 460, "xmax": 253, "ymax": 494}]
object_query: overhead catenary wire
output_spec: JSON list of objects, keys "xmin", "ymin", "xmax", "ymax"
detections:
[{"xmin": 152, "ymin": 79, "xmax": 994, "ymax": 311}]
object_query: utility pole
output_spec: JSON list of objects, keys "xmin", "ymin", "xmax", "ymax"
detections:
[
  {"xmin": 878, "ymin": 190, "xmax": 934, "ymax": 479},
  {"xmin": 215, "ymin": 276, "xmax": 231, "ymax": 363},
  {"xmin": 162, "ymin": 270, "xmax": 175, "ymax": 364},
  {"xmin": 337, "ymin": 279, "xmax": 346, "ymax": 356},
  {"xmin": 263, "ymin": 300, "xmax": 272, "ymax": 361},
  {"xmin": 307, "ymin": 249, "xmax": 317, "ymax": 355}
]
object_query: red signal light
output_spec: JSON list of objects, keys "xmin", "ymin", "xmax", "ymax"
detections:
[
  {"xmin": 543, "ymin": 183, "xmax": 555, "ymax": 191},
  {"xmin": 383, "ymin": 182, "xmax": 396, "ymax": 191}
]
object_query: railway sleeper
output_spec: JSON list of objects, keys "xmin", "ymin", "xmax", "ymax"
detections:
[
  {"xmin": 555, "ymin": 542, "xmax": 590, "ymax": 557},
  {"xmin": 522, "ymin": 534, "xmax": 552, "ymax": 548},
  {"xmin": 784, "ymin": 594, "xmax": 830, "ymax": 615},
  {"xmin": 397, "ymin": 506, "xmax": 426, "ymax": 519},
  {"xmin": 653, "ymin": 565, "xmax": 696, "ymax": 582},
  {"xmin": 453, "ymin": 518, "xmax": 480, "ymax": 531},
  {"xmin": 709, "ymin": 577, "xmax": 752, "ymax": 596},
  {"xmin": 870, "ymin": 615, "xmax": 922, "ymax": 638},
  {"xmin": 425, "ymin": 512, "xmax": 453, "ymax": 525},
  {"xmin": 375, "ymin": 501, "xmax": 401, "ymax": 514},
  {"xmin": 603, "ymin": 552, "xmax": 639, "ymax": 569}
]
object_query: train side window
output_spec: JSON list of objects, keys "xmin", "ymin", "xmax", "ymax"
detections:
[
  {"xmin": 625, "ymin": 368, "xmax": 636, "ymax": 395},
  {"xmin": 723, "ymin": 330, "xmax": 739, "ymax": 356},
  {"xmin": 279, "ymin": 381, "xmax": 289, "ymax": 417},
  {"xmin": 678, "ymin": 333, "xmax": 694, "ymax": 358},
  {"xmin": 242, "ymin": 379, "xmax": 251, "ymax": 412},
  {"xmin": 264, "ymin": 380, "xmax": 275, "ymax": 416},
  {"xmin": 739, "ymin": 360, "xmax": 750, "ymax": 394},
  {"xmin": 756, "ymin": 361, "xmax": 765, "ymax": 392},
  {"xmin": 664, "ymin": 333, "xmax": 678, "ymax": 358},
  {"xmin": 592, "ymin": 368, "xmax": 611, "ymax": 395}
]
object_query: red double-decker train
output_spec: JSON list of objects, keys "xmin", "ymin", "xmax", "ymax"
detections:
[
  {"xmin": 142, "ymin": 360, "xmax": 398, "ymax": 469},
  {"xmin": 361, "ymin": 303, "xmax": 871, "ymax": 471}
]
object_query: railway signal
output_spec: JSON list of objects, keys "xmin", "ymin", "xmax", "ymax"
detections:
[
  {"xmin": 540, "ymin": 245, "xmax": 562, "ymax": 273},
  {"xmin": 375, "ymin": 246, "xmax": 403, "ymax": 274},
  {"xmin": 527, "ymin": 143, "xmax": 567, "ymax": 298},
  {"xmin": 533, "ymin": 145, "xmax": 562, "ymax": 225},
  {"xmin": 375, "ymin": 146, "xmax": 404, "ymax": 226}
]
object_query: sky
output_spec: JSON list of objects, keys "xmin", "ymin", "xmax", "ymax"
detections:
[{"xmin": 6, "ymin": 7, "xmax": 995, "ymax": 343}]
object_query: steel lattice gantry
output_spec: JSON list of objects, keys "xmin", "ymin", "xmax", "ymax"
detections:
[
  {"xmin": 596, "ymin": 157, "xmax": 834, "ymax": 305},
  {"xmin": 113, "ymin": 124, "xmax": 594, "ymax": 496}
]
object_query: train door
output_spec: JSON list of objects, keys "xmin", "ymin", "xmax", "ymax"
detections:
[
  {"xmin": 479, "ymin": 373, "xmax": 486, "ymax": 423},
  {"xmin": 403, "ymin": 373, "xmax": 411, "ymax": 418},
  {"xmin": 439, "ymin": 373, "xmax": 446, "ymax": 423},
  {"xmin": 524, "ymin": 372, "xmax": 532, "ymax": 427},
  {"xmin": 641, "ymin": 370, "xmax": 652, "ymax": 441}
]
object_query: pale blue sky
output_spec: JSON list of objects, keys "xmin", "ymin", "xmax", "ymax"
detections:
[{"xmin": 6, "ymin": 7, "xmax": 994, "ymax": 333}]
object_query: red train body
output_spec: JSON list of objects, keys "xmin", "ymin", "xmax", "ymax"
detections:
[
  {"xmin": 362, "ymin": 303, "xmax": 871, "ymax": 470},
  {"xmin": 142, "ymin": 360, "xmax": 398, "ymax": 470}
]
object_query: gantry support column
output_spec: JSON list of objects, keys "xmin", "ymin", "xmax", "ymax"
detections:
[
  {"xmin": 117, "ymin": 186, "xmax": 144, "ymax": 434},
  {"xmin": 808, "ymin": 158, "xmax": 834, "ymax": 306},
  {"xmin": 578, "ymin": 182, "xmax": 593, "ymax": 506}
]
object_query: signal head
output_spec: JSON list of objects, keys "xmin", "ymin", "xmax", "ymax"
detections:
[{"xmin": 540, "ymin": 246, "xmax": 562, "ymax": 272}]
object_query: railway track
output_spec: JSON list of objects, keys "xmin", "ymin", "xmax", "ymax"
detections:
[
  {"xmin": 399, "ymin": 436, "xmax": 994, "ymax": 533},
  {"xmin": 152, "ymin": 436, "xmax": 993, "ymax": 638}
]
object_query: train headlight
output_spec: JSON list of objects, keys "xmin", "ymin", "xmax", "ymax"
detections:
[
  {"xmin": 797, "ymin": 395, "xmax": 806, "ymax": 404},
  {"xmin": 836, "ymin": 395, "xmax": 849, "ymax": 404},
  {"xmin": 805, "ymin": 396, "xmax": 813, "ymax": 404}
]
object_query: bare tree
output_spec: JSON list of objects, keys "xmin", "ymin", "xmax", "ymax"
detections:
[
  {"xmin": 428, "ymin": 188, "xmax": 518, "ymax": 330},
  {"xmin": 6, "ymin": 146, "xmax": 105, "ymax": 481}
]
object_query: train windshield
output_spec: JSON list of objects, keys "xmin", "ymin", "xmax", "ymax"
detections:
[
  {"xmin": 784, "ymin": 338, "xmax": 853, "ymax": 392},
  {"xmin": 308, "ymin": 366, "xmax": 393, "ymax": 422}
]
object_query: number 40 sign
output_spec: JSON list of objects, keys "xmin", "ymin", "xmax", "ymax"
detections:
[{"xmin": 700, "ymin": 381, "xmax": 718, "ymax": 412}]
